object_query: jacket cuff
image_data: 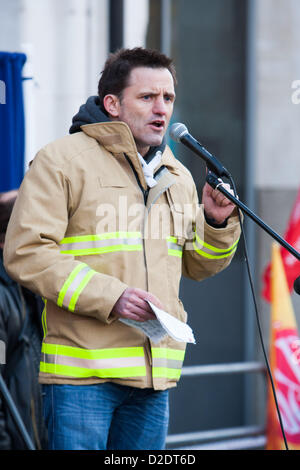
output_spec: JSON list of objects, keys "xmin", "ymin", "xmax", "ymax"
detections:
[
  {"xmin": 204, "ymin": 211, "xmax": 228, "ymax": 228},
  {"xmin": 100, "ymin": 280, "xmax": 128, "ymax": 324}
]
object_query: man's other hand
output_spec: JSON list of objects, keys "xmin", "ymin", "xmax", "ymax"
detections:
[
  {"xmin": 111, "ymin": 287, "xmax": 163, "ymax": 322},
  {"xmin": 202, "ymin": 182, "xmax": 236, "ymax": 225}
]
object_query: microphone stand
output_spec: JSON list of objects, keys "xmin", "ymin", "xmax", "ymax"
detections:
[
  {"xmin": 206, "ymin": 171, "xmax": 300, "ymax": 262},
  {"xmin": 206, "ymin": 171, "xmax": 299, "ymax": 451},
  {"xmin": 0, "ymin": 374, "xmax": 35, "ymax": 449}
]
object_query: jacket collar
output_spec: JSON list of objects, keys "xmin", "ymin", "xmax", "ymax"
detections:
[
  {"xmin": 81, "ymin": 121, "xmax": 147, "ymax": 189},
  {"xmin": 81, "ymin": 121, "xmax": 180, "ymax": 189}
]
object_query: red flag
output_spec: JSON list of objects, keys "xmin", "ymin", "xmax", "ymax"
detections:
[
  {"xmin": 266, "ymin": 244, "xmax": 300, "ymax": 450},
  {"xmin": 262, "ymin": 187, "xmax": 300, "ymax": 302}
]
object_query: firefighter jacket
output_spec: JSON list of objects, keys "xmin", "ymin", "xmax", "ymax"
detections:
[{"xmin": 4, "ymin": 113, "xmax": 241, "ymax": 391}]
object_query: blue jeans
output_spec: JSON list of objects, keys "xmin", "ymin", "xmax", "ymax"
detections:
[{"xmin": 42, "ymin": 383, "xmax": 169, "ymax": 450}]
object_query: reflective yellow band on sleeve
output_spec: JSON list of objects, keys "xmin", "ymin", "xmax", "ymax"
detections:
[
  {"xmin": 193, "ymin": 232, "xmax": 239, "ymax": 259},
  {"xmin": 41, "ymin": 299, "xmax": 48, "ymax": 339},
  {"xmin": 57, "ymin": 263, "xmax": 96, "ymax": 312}
]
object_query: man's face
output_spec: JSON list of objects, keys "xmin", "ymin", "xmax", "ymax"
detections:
[{"xmin": 106, "ymin": 67, "xmax": 176, "ymax": 156}]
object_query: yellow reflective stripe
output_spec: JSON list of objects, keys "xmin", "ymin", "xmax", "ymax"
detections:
[
  {"xmin": 40, "ymin": 362, "xmax": 146, "ymax": 378},
  {"xmin": 167, "ymin": 236, "xmax": 178, "ymax": 244},
  {"xmin": 193, "ymin": 243, "xmax": 237, "ymax": 259},
  {"xmin": 41, "ymin": 343, "xmax": 144, "ymax": 359},
  {"xmin": 57, "ymin": 263, "xmax": 86, "ymax": 307},
  {"xmin": 151, "ymin": 348, "xmax": 185, "ymax": 380},
  {"xmin": 151, "ymin": 347, "xmax": 185, "ymax": 361},
  {"xmin": 42, "ymin": 354, "xmax": 145, "ymax": 371},
  {"xmin": 40, "ymin": 344, "xmax": 146, "ymax": 378},
  {"xmin": 68, "ymin": 269, "xmax": 95, "ymax": 312},
  {"xmin": 57, "ymin": 263, "xmax": 96, "ymax": 311},
  {"xmin": 152, "ymin": 367, "xmax": 182, "ymax": 380},
  {"xmin": 168, "ymin": 249, "xmax": 183, "ymax": 258},
  {"xmin": 193, "ymin": 232, "xmax": 239, "ymax": 259},
  {"xmin": 60, "ymin": 232, "xmax": 142, "ymax": 243},
  {"xmin": 41, "ymin": 299, "xmax": 48, "ymax": 339},
  {"xmin": 167, "ymin": 237, "xmax": 183, "ymax": 258},
  {"xmin": 195, "ymin": 232, "xmax": 239, "ymax": 253},
  {"xmin": 59, "ymin": 232, "xmax": 143, "ymax": 256},
  {"xmin": 61, "ymin": 245, "xmax": 143, "ymax": 256}
]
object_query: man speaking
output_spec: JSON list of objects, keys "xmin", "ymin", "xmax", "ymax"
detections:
[{"xmin": 4, "ymin": 47, "xmax": 241, "ymax": 450}]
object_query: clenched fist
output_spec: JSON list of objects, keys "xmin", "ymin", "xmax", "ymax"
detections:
[{"xmin": 202, "ymin": 182, "xmax": 236, "ymax": 225}]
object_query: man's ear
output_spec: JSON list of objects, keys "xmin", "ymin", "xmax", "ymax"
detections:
[{"xmin": 103, "ymin": 94, "xmax": 120, "ymax": 118}]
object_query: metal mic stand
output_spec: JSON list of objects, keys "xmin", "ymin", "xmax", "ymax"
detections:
[
  {"xmin": 0, "ymin": 374, "xmax": 35, "ymax": 450},
  {"xmin": 206, "ymin": 170, "xmax": 299, "ymax": 450},
  {"xmin": 206, "ymin": 171, "xmax": 300, "ymax": 262}
]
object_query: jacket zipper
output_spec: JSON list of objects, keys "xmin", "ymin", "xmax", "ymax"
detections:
[
  {"xmin": 124, "ymin": 155, "xmax": 153, "ymax": 383},
  {"xmin": 124, "ymin": 155, "xmax": 149, "ymax": 287}
]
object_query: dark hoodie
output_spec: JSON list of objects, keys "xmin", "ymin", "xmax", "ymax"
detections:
[
  {"xmin": 69, "ymin": 95, "xmax": 166, "ymax": 163},
  {"xmin": 69, "ymin": 96, "xmax": 109, "ymax": 135}
]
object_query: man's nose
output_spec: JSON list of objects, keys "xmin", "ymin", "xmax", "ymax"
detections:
[{"xmin": 152, "ymin": 96, "xmax": 167, "ymax": 115}]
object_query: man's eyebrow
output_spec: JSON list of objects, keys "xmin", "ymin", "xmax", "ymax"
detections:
[{"xmin": 138, "ymin": 90, "xmax": 176, "ymax": 98}]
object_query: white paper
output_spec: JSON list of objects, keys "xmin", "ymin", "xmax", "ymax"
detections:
[
  {"xmin": 119, "ymin": 301, "xmax": 196, "ymax": 344},
  {"xmin": 119, "ymin": 317, "xmax": 167, "ymax": 343}
]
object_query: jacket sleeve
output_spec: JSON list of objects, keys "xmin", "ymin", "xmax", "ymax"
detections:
[
  {"xmin": 3, "ymin": 150, "xmax": 127, "ymax": 324},
  {"xmin": 182, "ymin": 182, "xmax": 241, "ymax": 281}
]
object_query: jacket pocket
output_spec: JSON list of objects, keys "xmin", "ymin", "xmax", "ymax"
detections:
[
  {"xmin": 167, "ymin": 185, "xmax": 192, "ymax": 241},
  {"xmin": 96, "ymin": 176, "xmax": 130, "ymax": 234},
  {"xmin": 165, "ymin": 186, "xmax": 186, "ymax": 263},
  {"xmin": 168, "ymin": 185, "xmax": 185, "ymax": 214},
  {"xmin": 98, "ymin": 175, "xmax": 128, "ymax": 188}
]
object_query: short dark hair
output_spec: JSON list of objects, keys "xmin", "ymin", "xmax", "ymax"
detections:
[{"xmin": 97, "ymin": 47, "xmax": 177, "ymax": 112}]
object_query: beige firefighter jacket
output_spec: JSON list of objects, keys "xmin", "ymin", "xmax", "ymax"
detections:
[{"xmin": 4, "ymin": 121, "xmax": 241, "ymax": 390}]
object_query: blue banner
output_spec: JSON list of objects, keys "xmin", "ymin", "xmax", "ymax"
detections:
[{"xmin": 0, "ymin": 52, "xmax": 27, "ymax": 192}]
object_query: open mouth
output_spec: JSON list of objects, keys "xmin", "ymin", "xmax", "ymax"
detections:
[{"xmin": 149, "ymin": 120, "xmax": 165, "ymax": 129}]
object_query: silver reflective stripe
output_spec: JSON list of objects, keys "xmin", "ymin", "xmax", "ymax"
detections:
[
  {"xmin": 193, "ymin": 234, "xmax": 238, "ymax": 259},
  {"xmin": 167, "ymin": 240, "xmax": 182, "ymax": 251},
  {"xmin": 194, "ymin": 238, "xmax": 233, "ymax": 257},
  {"xmin": 61, "ymin": 265, "xmax": 91, "ymax": 308},
  {"xmin": 57, "ymin": 263, "xmax": 96, "ymax": 312},
  {"xmin": 152, "ymin": 358, "xmax": 183, "ymax": 369},
  {"xmin": 40, "ymin": 344, "xmax": 147, "ymax": 378},
  {"xmin": 42, "ymin": 353, "xmax": 145, "ymax": 370},
  {"xmin": 60, "ymin": 237, "xmax": 142, "ymax": 252},
  {"xmin": 167, "ymin": 236, "xmax": 183, "ymax": 257}
]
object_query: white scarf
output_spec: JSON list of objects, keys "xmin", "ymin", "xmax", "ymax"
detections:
[{"xmin": 138, "ymin": 151, "xmax": 162, "ymax": 188}]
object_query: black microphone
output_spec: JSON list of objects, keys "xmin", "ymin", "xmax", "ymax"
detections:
[
  {"xmin": 294, "ymin": 276, "xmax": 300, "ymax": 295},
  {"xmin": 169, "ymin": 122, "xmax": 230, "ymax": 178}
]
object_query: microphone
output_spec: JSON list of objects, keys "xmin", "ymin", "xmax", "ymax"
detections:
[
  {"xmin": 169, "ymin": 122, "xmax": 230, "ymax": 178},
  {"xmin": 294, "ymin": 276, "xmax": 300, "ymax": 295}
]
